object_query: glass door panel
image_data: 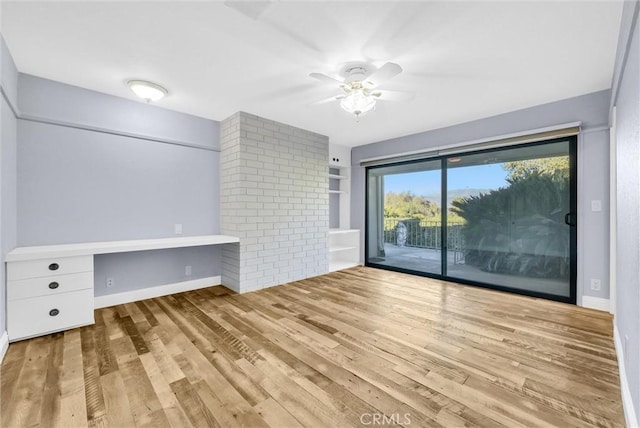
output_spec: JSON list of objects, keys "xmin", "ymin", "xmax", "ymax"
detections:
[
  {"xmin": 446, "ymin": 141, "xmax": 573, "ymax": 298},
  {"xmin": 365, "ymin": 137, "xmax": 576, "ymax": 303},
  {"xmin": 367, "ymin": 160, "xmax": 442, "ymax": 276}
]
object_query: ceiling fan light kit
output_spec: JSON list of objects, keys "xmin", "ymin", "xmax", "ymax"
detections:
[
  {"xmin": 310, "ymin": 61, "xmax": 403, "ymax": 120},
  {"xmin": 340, "ymin": 86, "xmax": 377, "ymax": 119}
]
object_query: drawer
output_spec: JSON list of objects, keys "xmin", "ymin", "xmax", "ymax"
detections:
[
  {"xmin": 8, "ymin": 289, "xmax": 94, "ymax": 341},
  {"xmin": 8, "ymin": 272, "xmax": 93, "ymax": 301},
  {"xmin": 7, "ymin": 255, "xmax": 93, "ymax": 281}
]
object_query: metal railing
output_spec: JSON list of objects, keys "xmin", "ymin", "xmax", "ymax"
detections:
[{"xmin": 383, "ymin": 218, "xmax": 465, "ymax": 253}]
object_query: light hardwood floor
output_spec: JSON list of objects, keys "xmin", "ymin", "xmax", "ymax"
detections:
[{"xmin": 0, "ymin": 267, "xmax": 624, "ymax": 427}]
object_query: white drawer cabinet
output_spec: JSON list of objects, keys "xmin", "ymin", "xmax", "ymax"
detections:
[
  {"xmin": 8, "ymin": 289, "xmax": 94, "ymax": 341},
  {"xmin": 8, "ymin": 272, "xmax": 93, "ymax": 301},
  {"xmin": 5, "ymin": 235, "xmax": 240, "ymax": 342},
  {"xmin": 8, "ymin": 255, "xmax": 93, "ymax": 281},
  {"xmin": 6, "ymin": 255, "xmax": 94, "ymax": 342}
]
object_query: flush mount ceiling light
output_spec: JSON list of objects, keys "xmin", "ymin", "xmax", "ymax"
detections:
[{"xmin": 127, "ymin": 80, "xmax": 168, "ymax": 102}]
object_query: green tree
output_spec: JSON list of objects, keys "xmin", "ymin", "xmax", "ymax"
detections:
[
  {"xmin": 384, "ymin": 191, "xmax": 465, "ymax": 223},
  {"xmin": 503, "ymin": 156, "xmax": 569, "ymax": 182},
  {"xmin": 384, "ymin": 191, "xmax": 440, "ymax": 220}
]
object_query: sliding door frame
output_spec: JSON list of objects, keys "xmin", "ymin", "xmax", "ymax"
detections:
[{"xmin": 364, "ymin": 136, "xmax": 578, "ymax": 304}]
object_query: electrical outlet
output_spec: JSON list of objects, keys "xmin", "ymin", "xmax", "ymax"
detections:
[
  {"xmin": 175, "ymin": 223, "xmax": 183, "ymax": 235},
  {"xmin": 590, "ymin": 278, "xmax": 602, "ymax": 291},
  {"xmin": 106, "ymin": 277, "xmax": 114, "ymax": 288},
  {"xmin": 185, "ymin": 265, "xmax": 192, "ymax": 276},
  {"xmin": 591, "ymin": 200, "xmax": 602, "ymax": 212}
]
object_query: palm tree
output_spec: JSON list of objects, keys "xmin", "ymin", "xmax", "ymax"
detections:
[{"xmin": 451, "ymin": 173, "xmax": 569, "ymax": 278}]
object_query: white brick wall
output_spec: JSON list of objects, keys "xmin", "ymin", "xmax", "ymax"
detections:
[{"xmin": 220, "ymin": 112, "xmax": 329, "ymax": 292}]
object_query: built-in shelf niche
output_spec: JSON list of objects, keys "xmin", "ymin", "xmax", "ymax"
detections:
[{"xmin": 328, "ymin": 144, "xmax": 359, "ymax": 271}]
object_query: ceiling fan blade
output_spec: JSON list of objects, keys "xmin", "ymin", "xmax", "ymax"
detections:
[
  {"xmin": 311, "ymin": 94, "xmax": 345, "ymax": 106},
  {"xmin": 309, "ymin": 72, "xmax": 344, "ymax": 86},
  {"xmin": 224, "ymin": 1, "xmax": 273, "ymax": 20},
  {"xmin": 366, "ymin": 62, "xmax": 403, "ymax": 88},
  {"xmin": 372, "ymin": 90, "xmax": 414, "ymax": 102}
]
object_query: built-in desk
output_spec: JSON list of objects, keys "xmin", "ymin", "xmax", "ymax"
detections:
[{"xmin": 5, "ymin": 235, "xmax": 239, "ymax": 341}]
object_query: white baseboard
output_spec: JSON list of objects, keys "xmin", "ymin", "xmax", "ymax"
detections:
[
  {"xmin": 94, "ymin": 276, "xmax": 221, "ymax": 309},
  {"xmin": 581, "ymin": 296, "xmax": 611, "ymax": 312},
  {"xmin": 615, "ymin": 325, "xmax": 639, "ymax": 428},
  {"xmin": 0, "ymin": 331, "xmax": 8, "ymax": 363}
]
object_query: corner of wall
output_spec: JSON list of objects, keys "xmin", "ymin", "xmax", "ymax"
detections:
[
  {"xmin": 0, "ymin": 35, "xmax": 19, "ymax": 345},
  {"xmin": 0, "ymin": 331, "xmax": 8, "ymax": 363},
  {"xmin": 610, "ymin": 2, "xmax": 640, "ymax": 425},
  {"xmin": 1, "ymin": 36, "xmax": 19, "ymax": 111},
  {"xmin": 615, "ymin": 325, "xmax": 640, "ymax": 428}
]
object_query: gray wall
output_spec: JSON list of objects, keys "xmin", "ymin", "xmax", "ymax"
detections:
[
  {"xmin": 94, "ymin": 246, "xmax": 221, "ymax": 297},
  {"xmin": 577, "ymin": 128, "xmax": 610, "ymax": 301},
  {"xmin": 16, "ymin": 74, "xmax": 222, "ymax": 296},
  {"xmin": 351, "ymin": 90, "xmax": 611, "ymax": 304},
  {"xmin": 18, "ymin": 119, "xmax": 219, "ymax": 244},
  {"xmin": 0, "ymin": 36, "xmax": 18, "ymax": 336},
  {"xmin": 329, "ymin": 167, "xmax": 340, "ymax": 228},
  {"xmin": 220, "ymin": 112, "xmax": 329, "ymax": 293},
  {"xmin": 18, "ymin": 74, "xmax": 219, "ymax": 151},
  {"xmin": 612, "ymin": 0, "xmax": 640, "ymax": 423}
]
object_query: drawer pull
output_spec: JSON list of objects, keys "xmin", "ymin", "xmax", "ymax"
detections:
[
  {"xmin": 49, "ymin": 309, "xmax": 60, "ymax": 317},
  {"xmin": 48, "ymin": 282, "xmax": 59, "ymax": 290},
  {"xmin": 49, "ymin": 263, "xmax": 59, "ymax": 271}
]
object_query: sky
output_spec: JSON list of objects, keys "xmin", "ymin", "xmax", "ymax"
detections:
[{"xmin": 384, "ymin": 163, "xmax": 509, "ymax": 196}]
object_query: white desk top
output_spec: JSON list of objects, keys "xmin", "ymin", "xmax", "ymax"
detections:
[{"xmin": 6, "ymin": 235, "xmax": 240, "ymax": 262}]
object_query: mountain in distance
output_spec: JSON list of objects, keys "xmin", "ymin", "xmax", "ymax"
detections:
[
  {"xmin": 424, "ymin": 188, "xmax": 492, "ymax": 206},
  {"xmin": 447, "ymin": 188, "xmax": 493, "ymax": 199}
]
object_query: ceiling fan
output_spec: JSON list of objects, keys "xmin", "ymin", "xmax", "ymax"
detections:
[{"xmin": 310, "ymin": 62, "xmax": 409, "ymax": 119}]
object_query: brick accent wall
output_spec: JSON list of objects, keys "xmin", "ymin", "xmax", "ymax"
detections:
[{"xmin": 220, "ymin": 112, "xmax": 329, "ymax": 292}]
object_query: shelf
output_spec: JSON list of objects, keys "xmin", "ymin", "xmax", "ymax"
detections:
[
  {"xmin": 329, "ymin": 245, "xmax": 357, "ymax": 253},
  {"xmin": 328, "ymin": 174, "xmax": 348, "ymax": 180},
  {"xmin": 329, "ymin": 261, "xmax": 360, "ymax": 272},
  {"xmin": 6, "ymin": 235, "xmax": 240, "ymax": 262},
  {"xmin": 329, "ymin": 190, "xmax": 346, "ymax": 194},
  {"xmin": 329, "ymin": 229, "xmax": 359, "ymax": 235}
]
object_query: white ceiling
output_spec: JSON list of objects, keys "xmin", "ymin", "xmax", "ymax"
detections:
[{"xmin": 2, "ymin": 1, "xmax": 623, "ymax": 147}]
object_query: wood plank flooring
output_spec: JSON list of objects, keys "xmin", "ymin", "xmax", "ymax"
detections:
[{"xmin": 0, "ymin": 267, "xmax": 624, "ymax": 427}]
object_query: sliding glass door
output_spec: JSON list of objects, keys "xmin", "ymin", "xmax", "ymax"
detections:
[
  {"xmin": 366, "ymin": 137, "xmax": 577, "ymax": 303},
  {"xmin": 367, "ymin": 159, "xmax": 442, "ymax": 276}
]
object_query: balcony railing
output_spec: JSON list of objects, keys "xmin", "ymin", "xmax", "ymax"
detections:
[{"xmin": 383, "ymin": 218, "xmax": 465, "ymax": 253}]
